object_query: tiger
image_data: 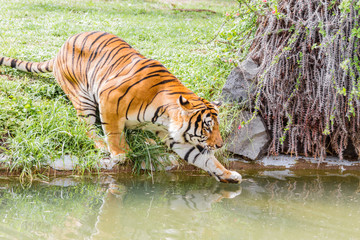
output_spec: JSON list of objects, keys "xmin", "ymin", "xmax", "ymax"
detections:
[{"xmin": 0, "ymin": 31, "xmax": 242, "ymax": 183}]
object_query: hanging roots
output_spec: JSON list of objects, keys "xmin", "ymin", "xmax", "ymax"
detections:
[{"xmin": 248, "ymin": 0, "xmax": 360, "ymax": 160}]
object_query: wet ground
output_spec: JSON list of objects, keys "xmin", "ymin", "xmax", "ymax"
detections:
[{"xmin": 0, "ymin": 171, "xmax": 359, "ymax": 239}]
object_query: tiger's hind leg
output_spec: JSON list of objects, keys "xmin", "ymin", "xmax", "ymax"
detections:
[
  {"xmin": 98, "ymin": 102, "xmax": 129, "ymax": 164},
  {"xmin": 70, "ymin": 99, "xmax": 127, "ymax": 169},
  {"xmin": 52, "ymin": 70, "xmax": 107, "ymax": 151},
  {"xmin": 77, "ymin": 109, "xmax": 107, "ymax": 151},
  {"xmin": 75, "ymin": 105, "xmax": 127, "ymax": 169}
]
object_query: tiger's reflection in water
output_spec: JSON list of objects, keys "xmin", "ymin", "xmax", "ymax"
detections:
[
  {"xmin": 167, "ymin": 187, "xmax": 241, "ymax": 212},
  {"xmin": 90, "ymin": 175, "xmax": 242, "ymax": 239}
]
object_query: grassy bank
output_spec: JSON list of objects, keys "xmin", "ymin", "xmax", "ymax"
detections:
[{"xmin": 0, "ymin": 0, "xmax": 238, "ymax": 178}]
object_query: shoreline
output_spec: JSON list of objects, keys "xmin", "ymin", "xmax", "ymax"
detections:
[{"xmin": 1, "ymin": 155, "xmax": 360, "ymax": 178}]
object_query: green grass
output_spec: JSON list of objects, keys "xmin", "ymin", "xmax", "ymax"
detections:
[
  {"xmin": 125, "ymin": 128, "xmax": 171, "ymax": 174},
  {"xmin": 0, "ymin": 0, "xmax": 238, "ymax": 177}
]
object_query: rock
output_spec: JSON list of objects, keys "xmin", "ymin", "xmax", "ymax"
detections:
[
  {"xmin": 225, "ymin": 111, "xmax": 270, "ymax": 160},
  {"xmin": 0, "ymin": 154, "xmax": 9, "ymax": 168},
  {"xmin": 99, "ymin": 158, "xmax": 120, "ymax": 170},
  {"xmin": 48, "ymin": 155, "xmax": 79, "ymax": 170},
  {"xmin": 221, "ymin": 58, "xmax": 259, "ymax": 105},
  {"xmin": 48, "ymin": 155, "xmax": 123, "ymax": 171}
]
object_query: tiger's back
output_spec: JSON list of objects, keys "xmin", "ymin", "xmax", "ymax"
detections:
[{"xmin": 54, "ymin": 31, "xmax": 192, "ymax": 123}]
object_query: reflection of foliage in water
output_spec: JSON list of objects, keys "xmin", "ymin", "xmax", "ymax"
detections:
[{"xmin": 0, "ymin": 177, "xmax": 106, "ymax": 239}]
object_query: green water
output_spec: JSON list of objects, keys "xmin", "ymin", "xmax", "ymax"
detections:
[{"xmin": 0, "ymin": 172, "xmax": 359, "ymax": 240}]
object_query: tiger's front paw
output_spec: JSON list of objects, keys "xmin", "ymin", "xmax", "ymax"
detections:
[{"xmin": 218, "ymin": 170, "xmax": 242, "ymax": 184}]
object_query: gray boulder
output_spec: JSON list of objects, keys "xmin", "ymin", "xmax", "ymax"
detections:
[
  {"xmin": 221, "ymin": 58, "xmax": 259, "ymax": 105},
  {"xmin": 48, "ymin": 155, "xmax": 78, "ymax": 170},
  {"xmin": 226, "ymin": 111, "xmax": 270, "ymax": 160}
]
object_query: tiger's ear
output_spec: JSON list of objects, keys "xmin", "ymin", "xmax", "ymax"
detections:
[
  {"xmin": 211, "ymin": 101, "xmax": 222, "ymax": 108},
  {"xmin": 178, "ymin": 95, "xmax": 193, "ymax": 112}
]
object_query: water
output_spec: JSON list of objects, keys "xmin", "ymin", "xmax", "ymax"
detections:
[{"xmin": 0, "ymin": 172, "xmax": 359, "ymax": 240}]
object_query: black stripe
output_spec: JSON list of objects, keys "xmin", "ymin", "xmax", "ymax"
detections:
[
  {"xmin": 83, "ymin": 32, "xmax": 110, "ymax": 83},
  {"xmin": 212, "ymin": 172, "xmax": 221, "ymax": 181},
  {"xmin": 205, "ymin": 158, "xmax": 210, "ymax": 168},
  {"xmin": 150, "ymin": 79, "xmax": 177, "ymax": 89},
  {"xmin": 194, "ymin": 113, "xmax": 202, "ymax": 135},
  {"xmin": 131, "ymin": 62, "xmax": 163, "ymax": 76},
  {"xmin": 151, "ymin": 104, "xmax": 170, "ymax": 123},
  {"xmin": 88, "ymin": 32, "xmax": 109, "ymax": 51},
  {"xmin": 102, "ymin": 36, "xmax": 118, "ymax": 47},
  {"xmin": 183, "ymin": 113, "xmax": 198, "ymax": 138},
  {"xmin": 101, "ymin": 51, "xmax": 138, "ymax": 83},
  {"xmin": 88, "ymin": 50, "xmax": 108, "ymax": 85},
  {"xmin": 126, "ymin": 98, "xmax": 135, "ymax": 120},
  {"xmin": 196, "ymin": 145, "xmax": 204, "ymax": 153},
  {"xmin": 116, "ymin": 74, "xmax": 160, "ymax": 114},
  {"xmin": 152, "ymin": 105, "xmax": 164, "ymax": 123},
  {"xmin": 137, "ymin": 103, "xmax": 144, "ymax": 122},
  {"xmin": 192, "ymin": 103, "xmax": 205, "ymax": 108},
  {"xmin": 25, "ymin": 62, "xmax": 31, "ymax": 72},
  {"xmin": 10, "ymin": 59, "xmax": 17, "ymax": 68},
  {"xmin": 167, "ymin": 91, "xmax": 194, "ymax": 95},
  {"xmin": 170, "ymin": 141, "xmax": 179, "ymax": 149},
  {"xmin": 84, "ymin": 114, "xmax": 107, "ymax": 125},
  {"xmin": 107, "ymin": 46, "xmax": 131, "ymax": 64},
  {"xmin": 88, "ymin": 36, "xmax": 119, "ymax": 77},
  {"xmin": 0, "ymin": 57, "xmax": 3, "ymax": 65},
  {"xmin": 193, "ymin": 153, "xmax": 201, "ymax": 164},
  {"xmin": 101, "ymin": 58, "xmax": 143, "ymax": 97},
  {"xmin": 184, "ymin": 147, "xmax": 196, "ymax": 162},
  {"xmin": 98, "ymin": 45, "xmax": 128, "ymax": 72},
  {"xmin": 37, "ymin": 64, "xmax": 44, "ymax": 73},
  {"xmin": 143, "ymin": 90, "xmax": 171, "ymax": 116},
  {"xmin": 106, "ymin": 38, "xmax": 123, "ymax": 46},
  {"xmin": 77, "ymin": 31, "xmax": 100, "ymax": 78},
  {"xmin": 71, "ymin": 33, "xmax": 83, "ymax": 81},
  {"xmin": 80, "ymin": 107, "xmax": 97, "ymax": 112},
  {"xmin": 45, "ymin": 62, "xmax": 50, "ymax": 71},
  {"xmin": 112, "ymin": 56, "xmax": 150, "ymax": 80},
  {"xmin": 96, "ymin": 47, "xmax": 132, "ymax": 87},
  {"xmin": 62, "ymin": 42, "xmax": 80, "ymax": 85},
  {"xmin": 85, "ymin": 113, "xmax": 98, "ymax": 119}
]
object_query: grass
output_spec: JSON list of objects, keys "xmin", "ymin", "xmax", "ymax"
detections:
[
  {"xmin": 125, "ymin": 128, "xmax": 171, "ymax": 174},
  {"xmin": 0, "ymin": 0, "xmax": 239, "ymax": 178}
]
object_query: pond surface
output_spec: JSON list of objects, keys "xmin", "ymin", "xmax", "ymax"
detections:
[{"xmin": 0, "ymin": 172, "xmax": 359, "ymax": 240}]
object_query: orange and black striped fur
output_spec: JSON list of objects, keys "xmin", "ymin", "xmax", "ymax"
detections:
[{"xmin": 0, "ymin": 31, "xmax": 241, "ymax": 183}]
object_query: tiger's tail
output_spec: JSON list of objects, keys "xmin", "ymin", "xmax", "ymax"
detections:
[{"xmin": 0, "ymin": 56, "xmax": 54, "ymax": 73}]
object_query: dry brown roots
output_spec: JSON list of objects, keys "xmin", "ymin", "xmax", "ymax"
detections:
[{"xmin": 248, "ymin": 0, "xmax": 360, "ymax": 160}]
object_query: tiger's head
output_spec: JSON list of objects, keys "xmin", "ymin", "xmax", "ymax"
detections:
[{"xmin": 169, "ymin": 95, "xmax": 223, "ymax": 150}]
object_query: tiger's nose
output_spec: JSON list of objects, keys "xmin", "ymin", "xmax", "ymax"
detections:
[{"xmin": 216, "ymin": 142, "xmax": 223, "ymax": 149}]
